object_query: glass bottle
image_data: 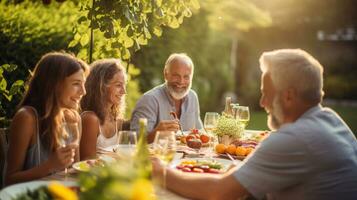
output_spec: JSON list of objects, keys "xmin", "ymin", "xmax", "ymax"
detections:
[
  {"xmin": 135, "ymin": 118, "xmax": 152, "ymax": 179},
  {"xmin": 222, "ymin": 96, "xmax": 233, "ymax": 117}
]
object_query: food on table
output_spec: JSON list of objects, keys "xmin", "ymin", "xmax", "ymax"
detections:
[
  {"xmin": 200, "ymin": 134, "xmax": 210, "ymax": 143},
  {"xmin": 215, "ymin": 136, "xmax": 265, "ymax": 157},
  {"xmin": 226, "ymin": 144, "xmax": 237, "ymax": 155},
  {"xmin": 74, "ymin": 159, "xmax": 105, "ymax": 172},
  {"xmin": 187, "ymin": 138, "xmax": 202, "ymax": 150},
  {"xmin": 179, "ymin": 128, "xmax": 210, "ymax": 149},
  {"xmin": 215, "ymin": 143, "xmax": 226, "ymax": 154},
  {"xmin": 235, "ymin": 146, "xmax": 247, "ymax": 156},
  {"xmin": 180, "ymin": 136, "xmax": 187, "ymax": 144},
  {"xmin": 245, "ymin": 131, "xmax": 269, "ymax": 142},
  {"xmin": 175, "ymin": 160, "xmax": 224, "ymax": 174}
]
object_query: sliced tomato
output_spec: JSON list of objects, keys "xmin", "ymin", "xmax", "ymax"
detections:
[
  {"xmin": 182, "ymin": 167, "xmax": 192, "ymax": 172},
  {"xmin": 198, "ymin": 165, "xmax": 210, "ymax": 172},
  {"xmin": 192, "ymin": 168, "xmax": 204, "ymax": 173}
]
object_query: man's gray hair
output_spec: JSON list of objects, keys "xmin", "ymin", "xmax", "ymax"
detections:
[
  {"xmin": 259, "ymin": 49, "xmax": 324, "ymax": 103},
  {"xmin": 164, "ymin": 53, "xmax": 194, "ymax": 73}
]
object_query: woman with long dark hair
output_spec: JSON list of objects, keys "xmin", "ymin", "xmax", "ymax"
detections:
[{"xmin": 4, "ymin": 52, "xmax": 88, "ymax": 185}]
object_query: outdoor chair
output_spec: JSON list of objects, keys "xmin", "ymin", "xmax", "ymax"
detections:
[{"xmin": 0, "ymin": 128, "xmax": 9, "ymax": 189}]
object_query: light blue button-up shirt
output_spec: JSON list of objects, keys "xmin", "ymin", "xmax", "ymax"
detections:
[
  {"xmin": 130, "ymin": 83, "xmax": 203, "ymax": 134},
  {"xmin": 234, "ymin": 105, "xmax": 357, "ymax": 200}
]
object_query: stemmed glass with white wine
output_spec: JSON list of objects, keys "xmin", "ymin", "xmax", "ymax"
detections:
[
  {"xmin": 116, "ymin": 131, "xmax": 137, "ymax": 158},
  {"xmin": 153, "ymin": 131, "xmax": 176, "ymax": 189},
  {"xmin": 236, "ymin": 106, "xmax": 250, "ymax": 129},
  {"xmin": 204, "ymin": 112, "xmax": 219, "ymax": 157},
  {"xmin": 57, "ymin": 122, "xmax": 80, "ymax": 175}
]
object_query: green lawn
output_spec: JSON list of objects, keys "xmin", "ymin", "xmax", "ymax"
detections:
[{"xmin": 248, "ymin": 105, "xmax": 357, "ymax": 137}]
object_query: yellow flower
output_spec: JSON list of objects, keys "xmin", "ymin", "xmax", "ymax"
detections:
[
  {"xmin": 131, "ymin": 179, "xmax": 156, "ymax": 200},
  {"xmin": 48, "ymin": 181, "xmax": 78, "ymax": 200}
]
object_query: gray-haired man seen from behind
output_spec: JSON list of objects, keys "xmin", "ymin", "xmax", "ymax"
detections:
[{"xmin": 151, "ymin": 49, "xmax": 357, "ymax": 200}]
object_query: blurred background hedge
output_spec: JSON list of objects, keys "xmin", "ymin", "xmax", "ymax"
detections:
[{"xmin": 1, "ymin": 0, "xmax": 356, "ymax": 134}]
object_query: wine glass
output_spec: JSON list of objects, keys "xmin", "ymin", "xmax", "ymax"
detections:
[
  {"xmin": 58, "ymin": 122, "xmax": 79, "ymax": 175},
  {"xmin": 203, "ymin": 112, "xmax": 219, "ymax": 157},
  {"xmin": 236, "ymin": 106, "xmax": 250, "ymax": 130},
  {"xmin": 115, "ymin": 131, "xmax": 137, "ymax": 158},
  {"xmin": 153, "ymin": 131, "xmax": 176, "ymax": 189}
]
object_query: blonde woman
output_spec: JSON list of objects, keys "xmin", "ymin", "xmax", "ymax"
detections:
[{"xmin": 80, "ymin": 59, "xmax": 127, "ymax": 160}]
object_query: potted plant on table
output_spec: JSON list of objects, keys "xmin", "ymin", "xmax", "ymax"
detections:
[{"xmin": 214, "ymin": 115, "xmax": 244, "ymax": 146}]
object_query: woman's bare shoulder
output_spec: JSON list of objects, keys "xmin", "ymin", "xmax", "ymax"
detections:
[
  {"xmin": 12, "ymin": 107, "xmax": 37, "ymax": 125},
  {"xmin": 81, "ymin": 111, "xmax": 100, "ymax": 124},
  {"xmin": 10, "ymin": 107, "xmax": 37, "ymax": 138}
]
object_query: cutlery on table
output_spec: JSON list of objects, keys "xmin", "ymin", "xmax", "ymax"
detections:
[{"xmin": 226, "ymin": 153, "xmax": 239, "ymax": 165}]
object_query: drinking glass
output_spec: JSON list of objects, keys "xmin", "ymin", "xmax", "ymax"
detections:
[
  {"xmin": 153, "ymin": 131, "xmax": 176, "ymax": 189},
  {"xmin": 236, "ymin": 106, "xmax": 250, "ymax": 129},
  {"xmin": 203, "ymin": 112, "xmax": 219, "ymax": 157},
  {"xmin": 115, "ymin": 131, "xmax": 137, "ymax": 158},
  {"xmin": 58, "ymin": 122, "xmax": 79, "ymax": 175}
]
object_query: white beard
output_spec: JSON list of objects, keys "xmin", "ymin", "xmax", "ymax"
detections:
[
  {"xmin": 166, "ymin": 82, "xmax": 191, "ymax": 100},
  {"xmin": 268, "ymin": 96, "xmax": 285, "ymax": 130}
]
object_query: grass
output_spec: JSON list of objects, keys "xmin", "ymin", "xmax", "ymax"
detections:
[{"xmin": 248, "ymin": 105, "xmax": 357, "ymax": 137}]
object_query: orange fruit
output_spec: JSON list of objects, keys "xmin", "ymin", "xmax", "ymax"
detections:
[
  {"xmin": 215, "ymin": 144, "xmax": 226, "ymax": 154},
  {"xmin": 236, "ymin": 146, "xmax": 247, "ymax": 156},
  {"xmin": 180, "ymin": 136, "xmax": 186, "ymax": 144},
  {"xmin": 200, "ymin": 134, "xmax": 210, "ymax": 143},
  {"xmin": 245, "ymin": 147, "xmax": 254, "ymax": 156},
  {"xmin": 186, "ymin": 135, "xmax": 195, "ymax": 142},
  {"xmin": 226, "ymin": 144, "xmax": 237, "ymax": 155}
]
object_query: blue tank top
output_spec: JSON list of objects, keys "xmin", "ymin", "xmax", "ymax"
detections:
[{"xmin": 22, "ymin": 106, "xmax": 50, "ymax": 170}]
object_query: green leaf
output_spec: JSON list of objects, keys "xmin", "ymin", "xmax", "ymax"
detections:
[
  {"xmin": 68, "ymin": 39, "xmax": 78, "ymax": 48},
  {"xmin": 137, "ymin": 35, "xmax": 148, "ymax": 45},
  {"xmin": 123, "ymin": 37, "xmax": 134, "ymax": 48},
  {"xmin": 9, "ymin": 80, "xmax": 24, "ymax": 95},
  {"xmin": 153, "ymin": 26, "xmax": 162, "ymax": 37},
  {"xmin": 134, "ymin": 39, "xmax": 141, "ymax": 51},
  {"xmin": 0, "ymin": 78, "xmax": 7, "ymax": 91},
  {"xmin": 143, "ymin": 26, "xmax": 151, "ymax": 39},
  {"xmin": 74, "ymin": 33, "xmax": 81, "ymax": 41},
  {"xmin": 168, "ymin": 17, "xmax": 180, "ymax": 29},
  {"xmin": 3, "ymin": 93, "xmax": 12, "ymax": 101},
  {"xmin": 1, "ymin": 64, "xmax": 17, "ymax": 72},
  {"xmin": 77, "ymin": 16, "xmax": 87, "ymax": 24},
  {"xmin": 183, "ymin": 9, "xmax": 192, "ymax": 17},
  {"xmin": 155, "ymin": 8, "xmax": 164, "ymax": 18},
  {"xmin": 1, "ymin": 64, "xmax": 11, "ymax": 71},
  {"xmin": 80, "ymin": 34, "xmax": 89, "ymax": 46},
  {"xmin": 121, "ymin": 48, "xmax": 131, "ymax": 60}
]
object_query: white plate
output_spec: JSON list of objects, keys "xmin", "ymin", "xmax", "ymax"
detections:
[
  {"xmin": 72, "ymin": 159, "xmax": 97, "ymax": 172},
  {"xmin": 170, "ymin": 158, "xmax": 236, "ymax": 173},
  {"xmin": 72, "ymin": 155, "xmax": 115, "ymax": 172},
  {"xmin": 0, "ymin": 180, "xmax": 77, "ymax": 200}
]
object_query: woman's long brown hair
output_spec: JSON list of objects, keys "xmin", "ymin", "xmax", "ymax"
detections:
[
  {"xmin": 18, "ymin": 52, "xmax": 88, "ymax": 150},
  {"xmin": 80, "ymin": 58, "xmax": 126, "ymax": 125}
]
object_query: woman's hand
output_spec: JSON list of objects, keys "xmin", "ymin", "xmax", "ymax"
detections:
[{"xmin": 47, "ymin": 144, "xmax": 77, "ymax": 172}]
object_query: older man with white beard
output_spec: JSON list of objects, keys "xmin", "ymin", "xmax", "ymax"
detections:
[
  {"xmin": 130, "ymin": 53, "xmax": 203, "ymax": 142},
  {"xmin": 151, "ymin": 49, "xmax": 357, "ymax": 200}
]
